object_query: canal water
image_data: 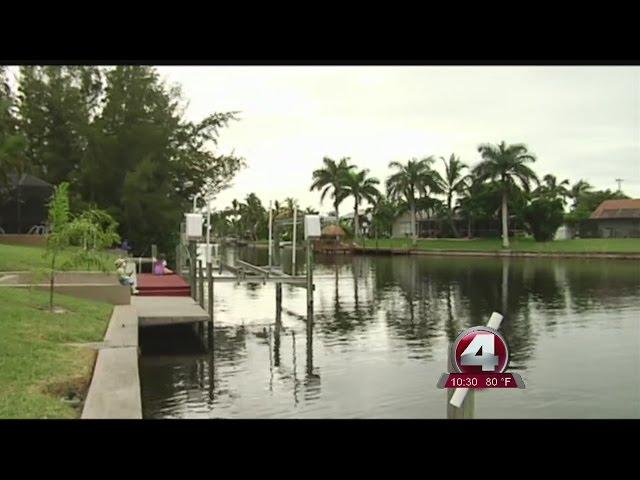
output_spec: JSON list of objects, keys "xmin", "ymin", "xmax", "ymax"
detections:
[{"xmin": 139, "ymin": 249, "xmax": 640, "ymax": 418}]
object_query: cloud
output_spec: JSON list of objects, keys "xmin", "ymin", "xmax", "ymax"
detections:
[{"xmin": 148, "ymin": 66, "xmax": 640, "ymax": 208}]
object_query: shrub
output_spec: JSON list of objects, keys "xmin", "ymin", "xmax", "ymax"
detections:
[{"xmin": 524, "ymin": 198, "xmax": 565, "ymax": 242}]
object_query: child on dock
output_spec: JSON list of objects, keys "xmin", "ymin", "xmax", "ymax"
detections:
[
  {"xmin": 153, "ymin": 254, "xmax": 173, "ymax": 275},
  {"xmin": 115, "ymin": 258, "xmax": 139, "ymax": 294}
]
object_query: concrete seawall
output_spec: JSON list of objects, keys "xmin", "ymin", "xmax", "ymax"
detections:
[
  {"xmin": 81, "ymin": 295, "xmax": 210, "ymax": 419},
  {"xmin": 354, "ymin": 247, "xmax": 640, "ymax": 260},
  {"xmin": 82, "ymin": 305, "xmax": 142, "ymax": 419},
  {"xmin": 0, "ymin": 234, "xmax": 48, "ymax": 247}
]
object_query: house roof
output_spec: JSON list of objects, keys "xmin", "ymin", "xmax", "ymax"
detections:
[
  {"xmin": 5, "ymin": 173, "xmax": 52, "ymax": 188},
  {"xmin": 590, "ymin": 199, "xmax": 640, "ymax": 219}
]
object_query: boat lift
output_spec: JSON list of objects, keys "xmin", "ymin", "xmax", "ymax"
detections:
[{"xmin": 180, "ymin": 203, "xmax": 321, "ymax": 370}]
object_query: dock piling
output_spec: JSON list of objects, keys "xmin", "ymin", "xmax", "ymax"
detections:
[
  {"xmin": 207, "ymin": 261, "xmax": 214, "ymax": 351},
  {"xmin": 274, "ymin": 284, "xmax": 282, "ymax": 367},
  {"xmin": 292, "ymin": 207, "xmax": 297, "ymax": 275},
  {"xmin": 189, "ymin": 241, "xmax": 196, "ymax": 300},
  {"xmin": 198, "ymin": 260, "xmax": 204, "ymax": 309},
  {"xmin": 305, "ymin": 238, "xmax": 314, "ymax": 375}
]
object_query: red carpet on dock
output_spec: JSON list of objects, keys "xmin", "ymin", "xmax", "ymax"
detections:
[{"xmin": 137, "ymin": 273, "xmax": 191, "ymax": 297}]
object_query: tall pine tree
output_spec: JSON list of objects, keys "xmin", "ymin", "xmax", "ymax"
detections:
[
  {"xmin": 11, "ymin": 65, "xmax": 244, "ymax": 255},
  {"xmin": 79, "ymin": 66, "xmax": 244, "ymax": 255},
  {"xmin": 0, "ymin": 66, "xmax": 29, "ymax": 188},
  {"xmin": 17, "ymin": 66, "xmax": 102, "ymax": 185}
]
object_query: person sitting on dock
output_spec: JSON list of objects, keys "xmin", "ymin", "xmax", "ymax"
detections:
[
  {"xmin": 153, "ymin": 254, "xmax": 173, "ymax": 275},
  {"xmin": 115, "ymin": 258, "xmax": 139, "ymax": 294}
]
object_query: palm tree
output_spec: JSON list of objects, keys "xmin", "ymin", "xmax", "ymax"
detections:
[
  {"xmin": 273, "ymin": 199, "xmax": 282, "ymax": 217},
  {"xmin": 283, "ymin": 197, "xmax": 299, "ymax": 217},
  {"xmin": 304, "ymin": 206, "xmax": 319, "ymax": 215},
  {"xmin": 569, "ymin": 179, "xmax": 593, "ymax": 208},
  {"xmin": 473, "ymin": 141, "xmax": 538, "ymax": 248},
  {"xmin": 342, "ymin": 168, "xmax": 381, "ymax": 239},
  {"xmin": 535, "ymin": 174, "xmax": 570, "ymax": 204},
  {"xmin": 243, "ymin": 193, "xmax": 266, "ymax": 240},
  {"xmin": 456, "ymin": 174, "xmax": 485, "ymax": 238},
  {"xmin": 367, "ymin": 196, "xmax": 399, "ymax": 245},
  {"xmin": 229, "ymin": 199, "xmax": 246, "ymax": 238},
  {"xmin": 386, "ymin": 157, "xmax": 443, "ymax": 245},
  {"xmin": 211, "ymin": 211, "xmax": 230, "ymax": 238},
  {"xmin": 441, "ymin": 154, "xmax": 468, "ymax": 237},
  {"xmin": 310, "ymin": 157, "xmax": 355, "ymax": 223}
]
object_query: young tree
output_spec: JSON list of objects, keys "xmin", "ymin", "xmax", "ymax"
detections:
[
  {"xmin": 44, "ymin": 182, "xmax": 120, "ymax": 311},
  {"xmin": 386, "ymin": 157, "xmax": 443, "ymax": 245},
  {"xmin": 473, "ymin": 141, "xmax": 538, "ymax": 248}
]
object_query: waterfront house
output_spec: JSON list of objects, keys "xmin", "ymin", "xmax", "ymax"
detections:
[
  {"xmin": 588, "ymin": 199, "xmax": 640, "ymax": 238},
  {"xmin": 390, "ymin": 211, "xmax": 524, "ymax": 239}
]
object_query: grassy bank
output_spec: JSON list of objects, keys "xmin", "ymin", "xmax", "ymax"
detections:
[
  {"xmin": 0, "ymin": 243, "xmax": 119, "ymax": 271},
  {"xmin": 359, "ymin": 238, "xmax": 640, "ymax": 253},
  {"xmin": 0, "ymin": 287, "xmax": 112, "ymax": 418}
]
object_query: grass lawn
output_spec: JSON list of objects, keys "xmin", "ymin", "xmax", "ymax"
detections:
[
  {"xmin": 0, "ymin": 287, "xmax": 112, "ymax": 419},
  {"xmin": 0, "ymin": 243, "xmax": 119, "ymax": 271},
  {"xmin": 360, "ymin": 237, "xmax": 640, "ymax": 253}
]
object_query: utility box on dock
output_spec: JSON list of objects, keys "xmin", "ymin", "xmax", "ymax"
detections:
[
  {"xmin": 304, "ymin": 215, "xmax": 321, "ymax": 239},
  {"xmin": 185, "ymin": 213, "xmax": 203, "ymax": 239}
]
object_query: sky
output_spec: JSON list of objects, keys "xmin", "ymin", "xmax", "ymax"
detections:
[
  {"xmin": 156, "ymin": 66, "xmax": 640, "ymax": 214},
  {"xmin": 10, "ymin": 66, "xmax": 639, "ymax": 214}
]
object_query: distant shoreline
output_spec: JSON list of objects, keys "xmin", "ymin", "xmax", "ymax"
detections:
[
  {"xmin": 354, "ymin": 247, "xmax": 640, "ymax": 260},
  {"xmin": 239, "ymin": 239, "xmax": 640, "ymax": 260}
]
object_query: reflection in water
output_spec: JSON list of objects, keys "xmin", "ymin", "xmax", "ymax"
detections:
[{"xmin": 140, "ymin": 251, "xmax": 640, "ymax": 418}]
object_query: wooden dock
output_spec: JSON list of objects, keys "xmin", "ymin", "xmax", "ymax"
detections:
[{"xmin": 137, "ymin": 273, "xmax": 191, "ymax": 297}]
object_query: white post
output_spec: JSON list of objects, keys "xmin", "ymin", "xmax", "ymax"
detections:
[
  {"xmin": 292, "ymin": 207, "xmax": 297, "ymax": 275},
  {"xmin": 268, "ymin": 201, "xmax": 273, "ymax": 270},
  {"xmin": 193, "ymin": 192, "xmax": 201, "ymax": 213},
  {"xmin": 206, "ymin": 201, "xmax": 211, "ymax": 265},
  {"xmin": 449, "ymin": 311, "xmax": 504, "ymax": 408}
]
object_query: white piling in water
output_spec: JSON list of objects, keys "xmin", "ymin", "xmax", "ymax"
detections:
[
  {"xmin": 268, "ymin": 201, "xmax": 273, "ymax": 270},
  {"xmin": 449, "ymin": 311, "xmax": 504, "ymax": 408},
  {"xmin": 292, "ymin": 207, "xmax": 297, "ymax": 275}
]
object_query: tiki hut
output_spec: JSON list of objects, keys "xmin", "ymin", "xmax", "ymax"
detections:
[
  {"xmin": 321, "ymin": 224, "xmax": 345, "ymax": 239},
  {"xmin": 314, "ymin": 224, "xmax": 352, "ymax": 254}
]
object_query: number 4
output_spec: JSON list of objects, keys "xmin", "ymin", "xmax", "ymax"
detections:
[{"xmin": 460, "ymin": 333, "xmax": 499, "ymax": 371}]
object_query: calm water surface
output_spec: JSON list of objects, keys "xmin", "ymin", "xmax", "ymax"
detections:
[{"xmin": 140, "ymin": 249, "xmax": 640, "ymax": 418}]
